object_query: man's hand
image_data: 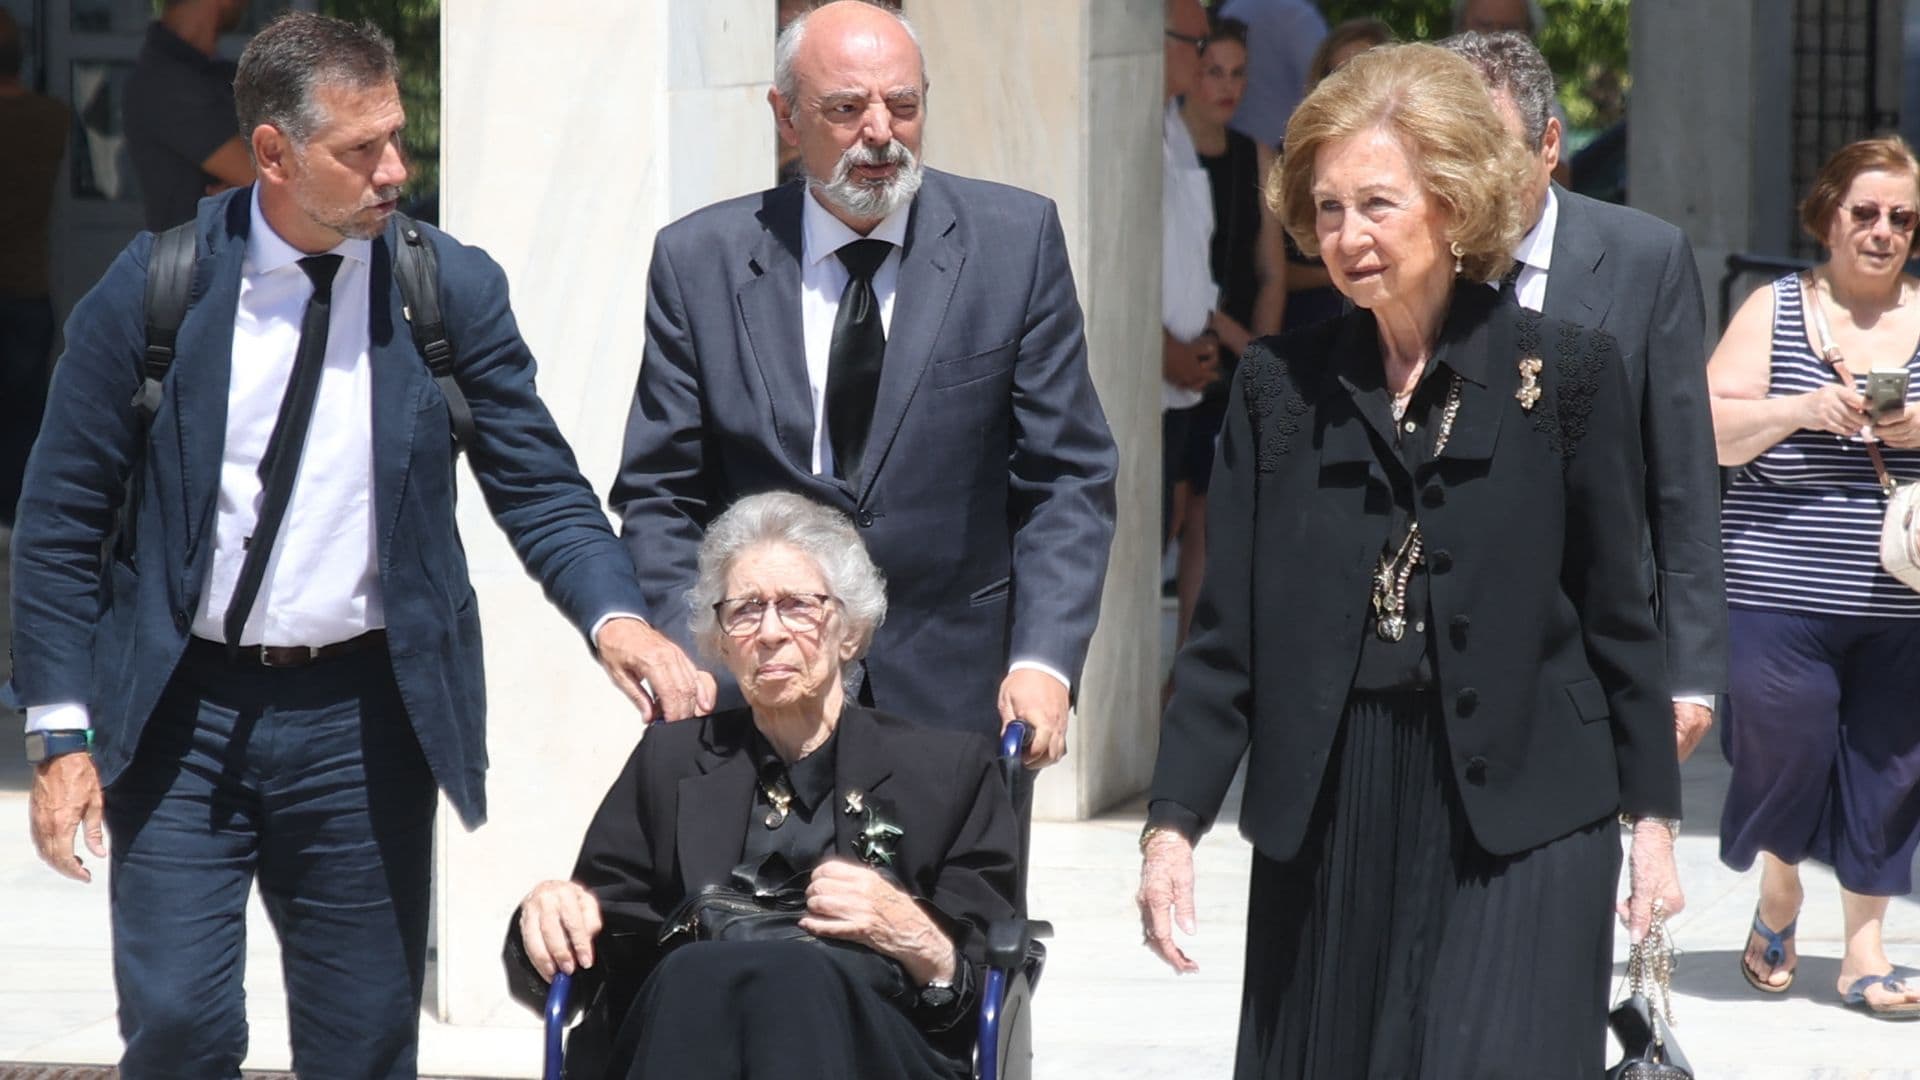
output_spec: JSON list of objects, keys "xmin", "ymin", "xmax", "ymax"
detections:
[
  {"xmin": 30, "ymin": 753, "xmax": 105, "ymax": 883},
  {"xmin": 801, "ymin": 858, "xmax": 956, "ymax": 987},
  {"xmin": 594, "ymin": 617, "xmax": 716, "ymax": 723},
  {"xmin": 1162, "ymin": 332, "xmax": 1221, "ymax": 392},
  {"xmin": 998, "ymin": 668, "xmax": 1069, "ymax": 768},
  {"xmin": 1673, "ymin": 701, "xmax": 1713, "ymax": 763}
]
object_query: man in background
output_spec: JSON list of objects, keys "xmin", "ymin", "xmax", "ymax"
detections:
[
  {"xmin": 0, "ymin": 7, "xmax": 68, "ymax": 529},
  {"xmin": 125, "ymin": 0, "xmax": 256, "ymax": 230}
]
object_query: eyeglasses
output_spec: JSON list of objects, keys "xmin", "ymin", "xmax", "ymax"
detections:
[
  {"xmin": 1846, "ymin": 202, "xmax": 1918, "ymax": 231},
  {"xmin": 714, "ymin": 593, "xmax": 836, "ymax": 638},
  {"xmin": 1165, "ymin": 29, "xmax": 1209, "ymax": 56}
]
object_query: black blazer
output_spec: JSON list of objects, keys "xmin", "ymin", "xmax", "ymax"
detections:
[
  {"xmin": 1150, "ymin": 286, "xmax": 1681, "ymax": 861},
  {"xmin": 1543, "ymin": 186, "xmax": 1728, "ymax": 699},
  {"xmin": 504, "ymin": 706, "xmax": 1019, "ymax": 1065}
]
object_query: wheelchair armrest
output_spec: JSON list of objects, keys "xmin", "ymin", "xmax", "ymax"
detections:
[{"xmin": 984, "ymin": 917, "xmax": 1052, "ymax": 971}]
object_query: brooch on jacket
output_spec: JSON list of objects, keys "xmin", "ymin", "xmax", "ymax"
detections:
[
  {"xmin": 1512, "ymin": 355, "xmax": 1543, "ymax": 409},
  {"xmin": 1516, "ymin": 357, "xmax": 1543, "ymax": 411},
  {"xmin": 843, "ymin": 789, "xmax": 902, "ymax": 868}
]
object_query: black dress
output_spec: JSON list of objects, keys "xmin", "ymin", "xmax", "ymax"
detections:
[{"xmin": 1183, "ymin": 128, "xmax": 1265, "ymax": 493}]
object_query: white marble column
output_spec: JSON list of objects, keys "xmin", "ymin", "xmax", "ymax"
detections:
[
  {"xmin": 434, "ymin": 0, "xmax": 772, "ymax": 1024},
  {"xmin": 913, "ymin": 0, "xmax": 1164, "ymax": 819}
]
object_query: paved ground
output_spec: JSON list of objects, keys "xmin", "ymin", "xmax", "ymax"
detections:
[{"xmin": 2, "ymin": 539, "xmax": 1917, "ymax": 1076}]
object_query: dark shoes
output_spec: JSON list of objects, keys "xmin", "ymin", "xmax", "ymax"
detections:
[{"xmin": 1739, "ymin": 908, "xmax": 1797, "ymax": 994}]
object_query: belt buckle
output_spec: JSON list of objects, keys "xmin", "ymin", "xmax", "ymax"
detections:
[{"xmin": 258, "ymin": 644, "xmax": 317, "ymax": 668}]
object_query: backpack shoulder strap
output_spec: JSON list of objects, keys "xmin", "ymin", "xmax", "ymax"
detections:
[
  {"xmin": 137, "ymin": 222, "xmax": 198, "ymax": 421},
  {"xmin": 390, "ymin": 212, "xmax": 477, "ymax": 459}
]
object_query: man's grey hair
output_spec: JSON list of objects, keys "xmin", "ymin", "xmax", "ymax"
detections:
[
  {"xmin": 1451, "ymin": 0, "xmax": 1546, "ymax": 37},
  {"xmin": 233, "ymin": 12, "xmax": 400, "ymax": 150},
  {"xmin": 686, "ymin": 491, "xmax": 889, "ymax": 663},
  {"xmin": 774, "ymin": 1, "xmax": 927, "ymax": 105},
  {"xmin": 1440, "ymin": 30, "xmax": 1556, "ymax": 150}
]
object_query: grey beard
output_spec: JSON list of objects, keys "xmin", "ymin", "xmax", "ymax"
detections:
[{"xmin": 811, "ymin": 141, "xmax": 923, "ymax": 221}]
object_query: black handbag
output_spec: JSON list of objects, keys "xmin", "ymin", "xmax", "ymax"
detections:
[
  {"xmin": 1608, "ymin": 909, "xmax": 1694, "ymax": 1080},
  {"xmin": 656, "ymin": 853, "xmax": 815, "ymax": 951}
]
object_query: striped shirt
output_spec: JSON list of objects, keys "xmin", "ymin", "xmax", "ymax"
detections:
[{"xmin": 1722, "ymin": 274, "xmax": 1920, "ymax": 617}]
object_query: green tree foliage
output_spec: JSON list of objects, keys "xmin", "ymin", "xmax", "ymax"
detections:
[
  {"xmin": 320, "ymin": 0, "xmax": 440, "ymax": 205},
  {"xmin": 1314, "ymin": 0, "xmax": 1630, "ymax": 132}
]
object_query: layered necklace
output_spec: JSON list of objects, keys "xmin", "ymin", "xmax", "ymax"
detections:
[{"xmin": 1370, "ymin": 372, "xmax": 1464, "ymax": 642}]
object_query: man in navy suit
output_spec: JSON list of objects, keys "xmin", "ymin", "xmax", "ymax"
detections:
[
  {"xmin": 8, "ymin": 14, "xmax": 711, "ymax": 1077},
  {"xmin": 611, "ymin": 0, "xmax": 1119, "ymax": 768}
]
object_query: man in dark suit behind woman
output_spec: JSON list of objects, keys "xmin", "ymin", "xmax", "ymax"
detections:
[
  {"xmin": 610, "ymin": 0, "xmax": 1118, "ymax": 768},
  {"xmin": 1445, "ymin": 31, "xmax": 1729, "ymax": 763}
]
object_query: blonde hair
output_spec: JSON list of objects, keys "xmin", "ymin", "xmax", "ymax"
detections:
[{"xmin": 1270, "ymin": 42, "xmax": 1533, "ymax": 284}]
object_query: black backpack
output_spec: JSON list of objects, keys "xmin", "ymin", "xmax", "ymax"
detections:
[{"xmin": 114, "ymin": 213, "xmax": 476, "ymax": 559}]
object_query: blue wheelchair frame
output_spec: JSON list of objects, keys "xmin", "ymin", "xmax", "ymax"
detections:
[{"xmin": 540, "ymin": 721, "xmax": 1050, "ymax": 1080}]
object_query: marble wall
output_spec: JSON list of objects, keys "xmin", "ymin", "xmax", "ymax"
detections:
[{"xmin": 915, "ymin": 0, "xmax": 1164, "ymax": 819}]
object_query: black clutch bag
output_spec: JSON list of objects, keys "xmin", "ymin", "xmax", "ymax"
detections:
[
  {"xmin": 1607, "ymin": 910, "xmax": 1693, "ymax": 1080},
  {"xmin": 657, "ymin": 853, "xmax": 815, "ymax": 951}
]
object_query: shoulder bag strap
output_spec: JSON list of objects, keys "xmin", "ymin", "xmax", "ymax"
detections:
[
  {"xmin": 1802, "ymin": 273, "xmax": 1898, "ymax": 495},
  {"xmin": 138, "ymin": 222, "xmax": 198, "ymax": 421},
  {"xmin": 389, "ymin": 212, "xmax": 477, "ymax": 460}
]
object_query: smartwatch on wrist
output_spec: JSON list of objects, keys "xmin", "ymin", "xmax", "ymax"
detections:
[
  {"xmin": 916, "ymin": 975, "xmax": 957, "ymax": 1011},
  {"xmin": 25, "ymin": 729, "xmax": 92, "ymax": 765}
]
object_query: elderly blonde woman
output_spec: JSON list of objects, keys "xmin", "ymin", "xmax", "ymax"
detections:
[
  {"xmin": 1135, "ymin": 44, "xmax": 1685, "ymax": 1077},
  {"xmin": 505, "ymin": 492, "xmax": 1018, "ymax": 1079}
]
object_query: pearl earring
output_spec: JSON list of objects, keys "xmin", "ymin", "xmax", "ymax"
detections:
[{"xmin": 1450, "ymin": 241, "xmax": 1466, "ymax": 276}]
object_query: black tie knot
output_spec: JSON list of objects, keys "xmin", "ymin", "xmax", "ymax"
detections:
[
  {"xmin": 1499, "ymin": 260, "xmax": 1523, "ymax": 298},
  {"xmin": 299, "ymin": 253, "xmax": 344, "ymax": 299},
  {"xmin": 835, "ymin": 239, "xmax": 893, "ymax": 281}
]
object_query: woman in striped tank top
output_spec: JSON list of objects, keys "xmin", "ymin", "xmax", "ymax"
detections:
[{"xmin": 1708, "ymin": 135, "xmax": 1920, "ymax": 1018}]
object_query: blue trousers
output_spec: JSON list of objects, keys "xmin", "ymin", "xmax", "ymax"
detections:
[
  {"xmin": 1720, "ymin": 607, "xmax": 1920, "ymax": 896},
  {"xmin": 104, "ymin": 643, "xmax": 437, "ymax": 1079}
]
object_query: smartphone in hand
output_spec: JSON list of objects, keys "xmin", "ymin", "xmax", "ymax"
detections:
[{"xmin": 1867, "ymin": 369, "xmax": 1910, "ymax": 420}]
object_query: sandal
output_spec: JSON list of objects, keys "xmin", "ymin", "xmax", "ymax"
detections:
[
  {"xmin": 1740, "ymin": 908, "xmax": 1797, "ymax": 994},
  {"xmin": 1841, "ymin": 973, "xmax": 1920, "ymax": 1019}
]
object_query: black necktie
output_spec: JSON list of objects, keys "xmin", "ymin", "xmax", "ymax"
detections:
[
  {"xmin": 223, "ymin": 254, "xmax": 344, "ymax": 649},
  {"xmin": 826, "ymin": 239, "xmax": 893, "ymax": 483},
  {"xmin": 1499, "ymin": 261, "xmax": 1523, "ymax": 302}
]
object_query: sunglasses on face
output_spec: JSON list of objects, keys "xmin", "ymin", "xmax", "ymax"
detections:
[
  {"xmin": 1847, "ymin": 202, "xmax": 1918, "ymax": 231},
  {"xmin": 1165, "ymin": 29, "xmax": 1209, "ymax": 56}
]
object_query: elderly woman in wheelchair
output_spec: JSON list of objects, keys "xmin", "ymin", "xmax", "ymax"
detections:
[{"xmin": 504, "ymin": 492, "xmax": 1022, "ymax": 1080}]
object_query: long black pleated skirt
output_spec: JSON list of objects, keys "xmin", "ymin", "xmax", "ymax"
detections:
[{"xmin": 1235, "ymin": 690, "xmax": 1622, "ymax": 1080}]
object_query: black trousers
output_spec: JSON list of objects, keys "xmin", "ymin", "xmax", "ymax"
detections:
[{"xmin": 103, "ymin": 644, "xmax": 437, "ymax": 1079}]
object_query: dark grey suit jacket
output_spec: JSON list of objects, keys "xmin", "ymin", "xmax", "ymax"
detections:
[
  {"xmin": 1542, "ymin": 186, "xmax": 1729, "ymax": 699},
  {"xmin": 610, "ymin": 170, "xmax": 1119, "ymax": 735}
]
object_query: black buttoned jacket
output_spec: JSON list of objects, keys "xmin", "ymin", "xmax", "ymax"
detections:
[{"xmin": 1150, "ymin": 286, "xmax": 1682, "ymax": 860}]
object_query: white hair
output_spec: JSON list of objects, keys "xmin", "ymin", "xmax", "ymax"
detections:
[
  {"xmin": 686, "ymin": 491, "xmax": 889, "ymax": 662},
  {"xmin": 774, "ymin": 1, "xmax": 927, "ymax": 105}
]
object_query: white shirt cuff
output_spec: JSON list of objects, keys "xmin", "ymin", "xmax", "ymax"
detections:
[
  {"xmin": 1008, "ymin": 659, "xmax": 1071, "ymax": 695},
  {"xmin": 26, "ymin": 703, "xmax": 91, "ymax": 734},
  {"xmin": 1672, "ymin": 693, "xmax": 1715, "ymax": 713},
  {"xmin": 590, "ymin": 611, "xmax": 648, "ymax": 645}
]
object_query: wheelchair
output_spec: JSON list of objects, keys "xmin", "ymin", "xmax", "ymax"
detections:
[{"xmin": 539, "ymin": 721, "xmax": 1052, "ymax": 1080}]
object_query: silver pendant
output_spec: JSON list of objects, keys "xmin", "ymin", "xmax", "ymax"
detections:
[
  {"xmin": 1376, "ymin": 614, "xmax": 1406, "ymax": 642},
  {"xmin": 763, "ymin": 806, "xmax": 787, "ymax": 829}
]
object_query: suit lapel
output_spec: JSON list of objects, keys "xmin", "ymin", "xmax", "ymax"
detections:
[
  {"xmin": 856, "ymin": 182, "xmax": 963, "ymax": 502},
  {"xmin": 1432, "ymin": 287, "xmax": 1510, "ymax": 464},
  {"xmin": 1543, "ymin": 186, "xmax": 1614, "ymax": 332},
  {"xmin": 1327, "ymin": 311, "xmax": 1396, "ymax": 463},
  {"xmin": 738, "ymin": 185, "xmax": 817, "ymax": 478},
  {"xmin": 674, "ymin": 716, "xmax": 756, "ymax": 892},
  {"xmin": 831, "ymin": 707, "xmax": 897, "ymax": 864},
  {"xmin": 174, "ymin": 194, "xmax": 249, "ymax": 565},
  {"xmin": 367, "ymin": 231, "xmax": 423, "ymax": 561}
]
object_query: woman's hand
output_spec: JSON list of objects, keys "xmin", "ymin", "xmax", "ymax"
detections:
[
  {"xmin": 1871, "ymin": 403, "xmax": 1920, "ymax": 448},
  {"xmin": 1617, "ymin": 823, "xmax": 1686, "ymax": 945},
  {"xmin": 1135, "ymin": 829, "xmax": 1199, "ymax": 973},
  {"xmin": 802, "ymin": 858, "xmax": 956, "ymax": 986},
  {"xmin": 1800, "ymin": 383, "xmax": 1870, "ymax": 436},
  {"xmin": 518, "ymin": 880, "xmax": 603, "ymax": 980}
]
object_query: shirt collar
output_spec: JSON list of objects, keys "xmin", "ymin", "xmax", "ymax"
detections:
[
  {"xmin": 800, "ymin": 186, "xmax": 912, "ymax": 268},
  {"xmin": 246, "ymin": 184, "xmax": 373, "ymax": 276},
  {"xmin": 1512, "ymin": 185, "xmax": 1558, "ymax": 274},
  {"xmin": 748, "ymin": 725, "xmax": 840, "ymax": 816}
]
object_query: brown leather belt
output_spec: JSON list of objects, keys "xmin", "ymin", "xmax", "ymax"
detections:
[{"xmin": 188, "ymin": 629, "xmax": 387, "ymax": 669}]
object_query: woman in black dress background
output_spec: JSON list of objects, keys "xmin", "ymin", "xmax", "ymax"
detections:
[{"xmin": 1136, "ymin": 44, "xmax": 1685, "ymax": 1079}]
